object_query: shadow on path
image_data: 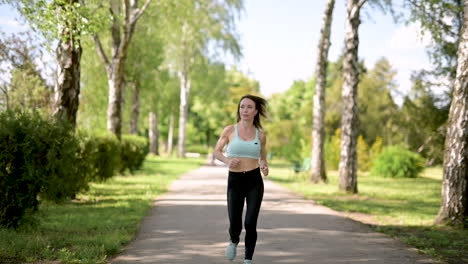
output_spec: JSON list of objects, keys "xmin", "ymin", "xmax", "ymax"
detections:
[{"xmin": 110, "ymin": 166, "xmax": 436, "ymax": 264}]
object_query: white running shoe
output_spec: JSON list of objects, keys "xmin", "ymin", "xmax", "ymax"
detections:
[
  {"xmin": 244, "ymin": 260, "xmax": 253, "ymax": 264},
  {"xmin": 225, "ymin": 241, "xmax": 238, "ymax": 261}
]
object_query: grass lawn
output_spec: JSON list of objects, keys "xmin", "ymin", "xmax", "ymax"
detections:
[
  {"xmin": 0, "ymin": 155, "xmax": 204, "ymax": 264},
  {"xmin": 268, "ymin": 161, "xmax": 467, "ymax": 264}
]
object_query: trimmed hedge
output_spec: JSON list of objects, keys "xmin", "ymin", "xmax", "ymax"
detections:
[
  {"xmin": 0, "ymin": 110, "xmax": 87, "ymax": 228},
  {"xmin": 120, "ymin": 134, "xmax": 149, "ymax": 174},
  {"xmin": 0, "ymin": 110, "xmax": 149, "ymax": 228},
  {"xmin": 370, "ymin": 145, "xmax": 424, "ymax": 178},
  {"xmin": 77, "ymin": 130, "xmax": 120, "ymax": 182}
]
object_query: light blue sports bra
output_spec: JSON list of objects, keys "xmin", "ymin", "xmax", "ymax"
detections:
[{"xmin": 226, "ymin": 124, "xmax": 261, "ymax": 159}]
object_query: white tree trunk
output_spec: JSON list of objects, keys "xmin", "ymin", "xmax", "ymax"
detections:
[
  {"xmin": 435, "ymin": 1, "xmax": 468, "ymax": 227},
  {"xmin": 107, "ymin": 69, "xmax": 124, "ymax": 139},
  {"xmin": 177, "ymin": 70, "xmax": 190, "ymax": 158},
  {"xmin": 339, "ymin": 0, "xmax": 363, "ymax": 194},
  {"xmin": 93, "ymin": 0, "xmax": 152, "ymax": 139},
  {"xmin": 311, "ymin": 0, "xmax": 335, "ymax": 183},
  {"xmin": 168, "ymin": 111, "xmax": 174, "ymax": 155},
  {"xmin": 149, "ymin": 112, "xmax": 159, "ymax": 155}
]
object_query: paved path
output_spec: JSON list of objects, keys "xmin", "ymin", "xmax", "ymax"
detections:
[{"xmin": 111, "ymin": 165, "xmax": 436, "ymax": 264}]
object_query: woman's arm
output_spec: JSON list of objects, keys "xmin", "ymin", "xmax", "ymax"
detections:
[
  {"xmin": 214, "ymin": 125, "xmax": 240, "ymax": 168},
  {"xmin": 259, "ymin": 131, "xmax": 269, "ymax": 176}
]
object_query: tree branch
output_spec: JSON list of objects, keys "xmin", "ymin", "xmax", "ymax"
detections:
[
  {"xmin": 132, "ymin": 0, "xmax": 152, "ymax": 24},
  {"xmin": 92, "ymin": 35, "xmax": 110, "ymax": 72},
  {"xmin": 357, "ymin": 0, "xmax": 368, "ymax": 10}
]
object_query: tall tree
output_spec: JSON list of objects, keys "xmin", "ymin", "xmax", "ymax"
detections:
[
  {"xmin": 339, "ymin": 0, "xmax": 365, "ymax": 193},
  {"xmin": 435, "ymin": 0, "xmax": 468, "ymax": 227},
  {"xmin": 51, "ymin": 0, "xmax": 82, "ymax": 125},
  {"xmin": 339, "ymin": 0, "xmax": 393, "ymax": 193},
  {"xmin": 92, "ymin": 0, "xmax": 151, "ymax": 139},
  {"xmin": 311, "ymin": 0, "xmax": 335, "ymax": 183},
  {"xmin": 358, "ymin": 57, "xmax": 399, "ymax": 147},
  {"xmin": 159, "ymin": 0, "xmax": 243, "ymax": 157},
  {"xmin": 3, "ymin": 0, "xmax": 101, "ymax": 126}
]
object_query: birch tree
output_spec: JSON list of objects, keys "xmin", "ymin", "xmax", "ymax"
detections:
[
  {"xmin": 159, "ymin": 0, "xmax": 242, "ymax": 157},
  {"xmin": 311, "ymin": 0, "xmax": 335, "ymax": 183},
  {"xmin": 4, "ymin": 0, "xmax": 102, "ymax": 126},
  {"xmin": 339, "ymin": 0, "xmax": 394, "ymax": 193},
  {"xmin": 92, "ymin": 0, "xmax": 151, "ymax": 139},
  {"xmin": 435, "ymin": 0, "xmax": 468, "ymax": 227},
  {"xmin": 339, "ymin": 0, "xmax": 366, "ymax": 193}
]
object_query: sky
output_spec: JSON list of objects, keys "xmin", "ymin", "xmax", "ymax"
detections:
[
  {"xmin": 233, "ymin": 0, "xmax": 433, "ymax": 101},
  {"xmin": 0, "ymin": 1, "xmax": 433, "ymax": 103}
]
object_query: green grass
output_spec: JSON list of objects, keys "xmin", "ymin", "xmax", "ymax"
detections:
[
  {"xmin": 269, "ymin": 163, "xmax": 468, "ymax": 264},
  {"xmin": 0, "ymin": 155, "xmax": 204, "ymax": 264}
]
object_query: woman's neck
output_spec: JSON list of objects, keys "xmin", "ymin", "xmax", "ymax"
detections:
[{"xmin": 238, "ymin": 120, "xmax": 255, "ymax": 129}]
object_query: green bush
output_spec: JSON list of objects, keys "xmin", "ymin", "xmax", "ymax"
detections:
[
  {"xmin": 0, "ymin": 110, "xmax": 88, "ymax": 228},
  {"xmin": 38, "ymin": 118, "xmax": 88, "ymax": 203},
  {"xmin": 120, "ymin": 135, "xmax": 149, "ymax": 174},
  {"xmin": 76, "ymin": 130, "xmax": 120, "ymax": 182},
  {"xmin": 185, "ymin": 144, "xmax": 210, "ymax": 155},
  {"xmin": 370, "ymin": 145, "xmax": 424, "ymax": 178}
]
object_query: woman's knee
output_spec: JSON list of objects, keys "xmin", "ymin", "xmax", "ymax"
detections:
[{"xmin": 244, "ymin": 221, "xmax": 257, "ymax": 232}]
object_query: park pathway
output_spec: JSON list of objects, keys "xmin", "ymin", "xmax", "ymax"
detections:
[{"xmin": 110, "ymin": 165, "xmax": 436, "ymax": 264}]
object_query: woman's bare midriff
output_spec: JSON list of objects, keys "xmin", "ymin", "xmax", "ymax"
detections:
[{"xmin": 229, "ymin": 157, "xmax": 259, "ymax": 172}]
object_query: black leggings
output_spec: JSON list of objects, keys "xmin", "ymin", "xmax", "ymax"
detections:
[{"xmin": 227, "ymin": 167, "xmax": 264, "ymax": 260}]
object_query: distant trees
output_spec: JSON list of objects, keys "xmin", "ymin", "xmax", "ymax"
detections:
[{"xmin": 0, "ymin": 33, "xmax": 52, "ymax": 113}]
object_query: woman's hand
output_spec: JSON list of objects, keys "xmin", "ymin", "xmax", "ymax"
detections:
[
  {"xmin": 260, "ymin": 160, "xmax": 269, "ymax": 177},
  {"xmin": 228, "ymin": 158, "xmax": 241, "ymax": 169}
]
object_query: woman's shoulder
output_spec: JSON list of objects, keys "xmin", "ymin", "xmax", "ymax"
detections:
[
  {"xmin": 258, "ymin": 128, "xmax": 267, "ymax": 140},
  {"xmin": 222, "ymin": 124, "xmax": 236, "ymax": 135}
]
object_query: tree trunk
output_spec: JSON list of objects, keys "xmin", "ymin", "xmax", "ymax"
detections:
[
  {"xmin": 149, "ymin": 112, "xmax": 159, "ymax": 155},
  {"xmin": 339, "ymin": 0, "xmax": 364, "ymax": 194},
  {"xmin": 53, "ymin": 0, "xmax": 82, "ymax": 127},
  {"xmin": 178, "ymin": 70, "xmax": 190, "ymax": 158},
  {"xmin": 168, "ymin": 111, "xmax": 174, "ymax": 155},
  {"xmin": 435, "ymin": 1, "xmax": 468, "ymax": 227},
  {"xmin": 129, "ymin": 82, "xmax": 139, "ymax": 135},
  {"xmin": 106, "ymin": 66, "xmax": 125, "ymax": 139},
  {"xmin": 93, "ymin": 0, "xmax": 151, "ymax": 139},
  {"xmin": 311, "ymin": 0, "xmax": 335, "ymax": 183}
]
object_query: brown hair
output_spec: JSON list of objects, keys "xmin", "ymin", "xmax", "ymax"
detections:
[{"xmin": 236, "ymin": 94, "xmax": 268, "ymax": 129}]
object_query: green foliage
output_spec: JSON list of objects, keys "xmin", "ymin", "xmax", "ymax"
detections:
[
  {"xmin": 0, "ymin": 33, "xmax": 52, "ymax": 113},
  {"xmin": 76, "ymin": 40, "xmax": 109, "ymax": 131},
  {"xmin": 76, "ymin": 130, "xmax": 121, "ymax": 182},
  {"xmin": 357, "ymin": 135, "xmax": 371, "ymax": 171},
  {"xmin": 371, "ymin": 145, "xmax": 424, "ymax": 178},
  {"xmin": 397, "ymin": 72, "xmax": 449, "ymax": 165},
  {"xmin": 267, "ymin": 79, "xmax": 314, "ymax": 163},
  {"xmin": 12, "ymin": 0, "xmax": 108, "ymax": 44},
  {"xmin": 0, "ymin": 110, "xmax": 87, "ymax": 228},
  {"xmin": 358, "ymin": 58, "xmax": 399, "ymax": 146},
  {"xmin": 402, "ymin": 0, "xmax": 462, "ymax": 79},
  {"xmin": 120, "ymin": 135, "xmax": 149, "ymax": 174},
  {"xmin": 325, "ymin": 128, "xmax": 341, "ymax": 170},
  {"xmin": 186, "ymin": 144, "xmax": 210, "ymax": 155}
]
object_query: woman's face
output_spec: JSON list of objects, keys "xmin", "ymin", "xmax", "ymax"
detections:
[{"xmin": 239, "ymin": 98, "xmax": 258, "ymax": 121}]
